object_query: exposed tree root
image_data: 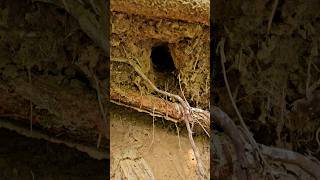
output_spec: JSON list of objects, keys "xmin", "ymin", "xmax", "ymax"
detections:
[
  {"xmin": 111, "ymin": 57, "xmax": 210, "ymax": 179},
  {"xmin": 218, "ymin": 38, "xmax": 275, "ymax": 179},
  {"xmin": 110, "ymin": 0, "xmax": 209, "ymax": 26},
  {"xmin": 267, "ymin": 0, "xmax": 279, "ymax": 34},
  {"xmin": 0, "ymin": 119, "xmax": 108, "ymax": 160},
  {"xmin": 0, "ymin": 77, "xmax": 108, "ymax": 141},
  {"xmin": 211, "ymin": 106, "xmax": 248, "ymax": 180},
  {"xmin": 111, "ymin": 88, "xmax": 182, "ymax": 122},
  {"xmin": 110, "ymin": 88, "xmax": 210, "ymax": 132},
  {"xmin": 214, "ymin": 39, "xmax": 320, "ymax": 179},
  {"xmin": 212, "ymin": 106, "xmax": 320, "ymax": 179},
  {"xmin": 259, "ymin": 144, "xmax": 320, "ymax": 179}
]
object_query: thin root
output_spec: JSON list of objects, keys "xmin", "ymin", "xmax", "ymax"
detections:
[
  {"xmin": 111, "ymin": 56, "xmax": 208, "ymax": 179},
  {"xmin": 175, "ymin": 122, "xmax": 182, "ymax": 150}
]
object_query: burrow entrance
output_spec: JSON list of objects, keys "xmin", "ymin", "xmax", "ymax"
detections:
[
  {"xmin": 151, "ymin": 43, "xmax": 176, "ymax": 73},
  {"xmin": 150, "ymin": 43, "xmax": 179, "ymax": 93}
]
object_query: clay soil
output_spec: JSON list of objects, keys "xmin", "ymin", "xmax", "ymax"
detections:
[
  {"xmin": 110, "ymin": 2, "xmax": 210, "ymax": 179},
  {"xmin": 110, "ymin": 11, "xmax": 210, "ymax": 109},
  {"xmin": 110, "ymin": 104, "xmax": 210, "ymax": 179}
]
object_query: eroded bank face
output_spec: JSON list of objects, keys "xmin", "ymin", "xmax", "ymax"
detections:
[{"xmin": 110, "ymin": 0, "xmax": 210, "ymax": 179}]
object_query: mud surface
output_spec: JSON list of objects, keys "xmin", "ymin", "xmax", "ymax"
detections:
[
  {"xmin": 110, "ymin": 104, "xmax": 210, "ymax": 179},
  {"xmin": 0, "ymin": 126, "xmax": 107, "ymax": 180}
]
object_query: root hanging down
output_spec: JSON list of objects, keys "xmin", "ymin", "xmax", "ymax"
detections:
[
  {"xmin": 28, "ymin": 67, "xmax": 33, "ymax": 132},
  {"xmin": 218, "ymin": 38, "xmax": 275, "ymax": 178},
  {"xmin": 111, "ymin": 57, "xmax": 210, "ymax": 179}
]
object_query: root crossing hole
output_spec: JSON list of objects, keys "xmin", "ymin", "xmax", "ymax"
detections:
[{"xmin": 151, "ymin": 44, "xmax": 175, "ymax": 72}]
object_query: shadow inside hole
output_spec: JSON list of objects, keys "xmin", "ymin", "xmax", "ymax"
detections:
[{"xmin": 151, "ymin": 44, "xmax": 176, "ymax": 73}]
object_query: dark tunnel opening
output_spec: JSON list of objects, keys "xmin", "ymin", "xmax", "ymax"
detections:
[{"xmin": 151, "ymin": 44, "xmax": 176, "ymax": 73}]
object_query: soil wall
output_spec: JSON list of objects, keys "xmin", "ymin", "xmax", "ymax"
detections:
[{"xmin": 110, "ymin": 11, "xmax": 210, "ymax": 109}]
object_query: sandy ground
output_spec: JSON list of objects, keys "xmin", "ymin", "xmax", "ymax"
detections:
[{"xmin": 110, "ymin": 104, "xmax": 210, "ymax": 179}]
